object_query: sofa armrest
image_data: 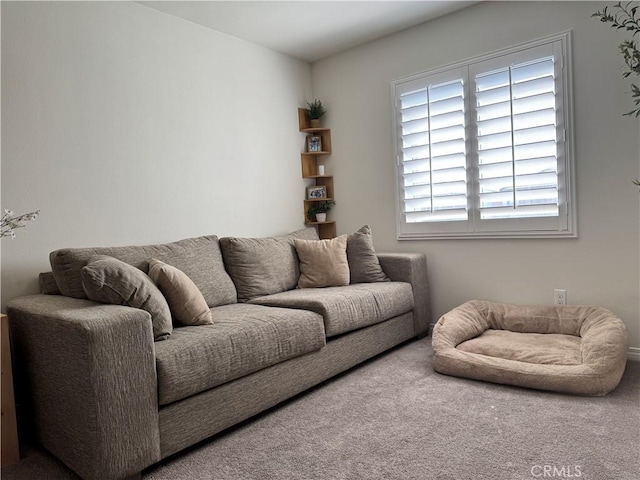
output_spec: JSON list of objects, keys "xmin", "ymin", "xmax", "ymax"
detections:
[
  {"xmin": 377, "ymin": 253, "xmax": 430, "ymax": 337},
  {"xmin": 8, "ymin": 295, "xmax": 160, "ymax": 480}
]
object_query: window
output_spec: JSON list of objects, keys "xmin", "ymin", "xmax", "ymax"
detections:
[{"xmin": 392, "ymin": 33, "xmax": 575, "ymax": 239}]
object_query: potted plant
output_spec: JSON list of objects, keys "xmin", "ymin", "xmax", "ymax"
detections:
[
  {"xmin": 305, "ymin": 99, "xmax": 326, "ymax": 128},
  {"xmin": 307, "ymin": 200, "xmax": 335, "ymax": 223}
]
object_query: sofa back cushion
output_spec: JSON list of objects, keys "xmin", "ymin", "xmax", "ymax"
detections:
[
  {"xmin": 38, "ymin": 272, "xmax": 61, "ymax": 295},
  {"xmin": 219, "ymin": 227, "xmax": 319, "ymax": 302},
  {"xmin": 50, "ymin": 235, "xmax": 237, "ymax": 307}
]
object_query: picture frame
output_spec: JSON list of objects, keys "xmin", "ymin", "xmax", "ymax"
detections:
[
  {"xmin": 306, "ymin": 185, "xmax": 327, "ymax": 200},
  {"xmin": 307, "ymin": 135, "xmax": 322, "ymax": 153}
]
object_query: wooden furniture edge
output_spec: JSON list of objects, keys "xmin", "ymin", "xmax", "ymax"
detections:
[{"xmin": 1, "ymin": 313, "xmax": 20, "ymax": 467}]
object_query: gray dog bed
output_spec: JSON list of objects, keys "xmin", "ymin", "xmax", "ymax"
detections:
[{"xmin": 432, "ymin": 300, "xmax": 628, "ymax": 396}]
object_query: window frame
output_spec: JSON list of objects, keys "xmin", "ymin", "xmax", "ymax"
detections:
[{"xmin": 391, "ymin": 32, "xmax": 576, "ymax": 240}]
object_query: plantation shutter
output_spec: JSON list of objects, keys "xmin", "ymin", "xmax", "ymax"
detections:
[
  {"xmin": 392, "ymin": 33, "xmax": 574, "ymax": 239},
  {"xmin": 397, "ymin": 71, "xmax": 468, "ymax": 227},
  {"xmin": 475, "ymin": 56, "xmax": 559, "ymax": 220}
]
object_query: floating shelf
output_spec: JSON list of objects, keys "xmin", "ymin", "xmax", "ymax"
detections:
[{"xmin": 298, "ymin": 107, "xmax": 336, "ymax": 239}]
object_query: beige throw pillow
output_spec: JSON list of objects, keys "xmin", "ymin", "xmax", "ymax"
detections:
[
  {"xmin": 294, "ymin": 235, "xmax": 350, "ymax": 289},
  {"xmin": 148, "ymin": 259, "xmax": 214, "ymax": 326}
]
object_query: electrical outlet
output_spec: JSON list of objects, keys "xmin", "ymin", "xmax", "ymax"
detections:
[{"xmin": 554, "ymin": 289, "xmax": 567, "ymax": 305}]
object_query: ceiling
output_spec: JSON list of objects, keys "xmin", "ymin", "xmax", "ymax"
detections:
[{"xmin": 139, "ymin": 1, "xmax": 479, "ymax": 62}]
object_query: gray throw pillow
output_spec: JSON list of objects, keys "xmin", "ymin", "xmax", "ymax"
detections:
[
  {"xmin": 81, "ymin": 255, "xmax": 172, "ymax": 341},
  {"xmin": 347, "ymin": 225, "xmax": 390, "ymax": 284}
]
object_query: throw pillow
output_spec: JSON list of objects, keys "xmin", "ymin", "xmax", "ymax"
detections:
[
  {"xmin": 347, "ymin": 225, "xmax": 390, "ymax": 284},
  {"xmin": 294, "ymin": 235, "xmax": 350, "ymax": 289},
  {"xmin": 81, "ymin": 255, "xmax": 172, "ymax": 341},
  {"xmin": 148, "ymin": 259, "xmax": 213, "ymax": 326}
]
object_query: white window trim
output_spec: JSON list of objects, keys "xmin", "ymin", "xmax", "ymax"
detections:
[{"xmin": 391, "ymin": 31, "xmax": 577, "ymax": 240}]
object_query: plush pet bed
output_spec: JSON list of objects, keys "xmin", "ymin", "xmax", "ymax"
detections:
[{"xmin": 432, "ymin": 300, "xmax": 629, "ymax": 396}]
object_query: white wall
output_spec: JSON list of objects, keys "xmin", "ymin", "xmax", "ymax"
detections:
[
  {"xmin": 3, "ymin": 1, "xmax": 639, "ymax": 352},
  {"xmin": 311, "ymin": 1, "xmax": 640, "ymax": 350},
  {"xmin": 1, "ymin": 1, "xmax": 312, "ymax": 309}
]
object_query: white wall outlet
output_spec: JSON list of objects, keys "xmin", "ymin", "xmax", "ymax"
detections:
[{"xmin": 554, "ymin": 289, "xmax": 567, "ymax": 305}]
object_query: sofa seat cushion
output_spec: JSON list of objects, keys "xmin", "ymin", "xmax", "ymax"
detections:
[
  {"xmin": 249, "ymin": 282, "xmax": 414, "ymax": 338},
  {"xmin": 154, "ymin": 303, "xmax": 325, "ymax": 405},
  {"xmin": 457, "ymin": 329, "xmax": 582, "ymax": 365}
]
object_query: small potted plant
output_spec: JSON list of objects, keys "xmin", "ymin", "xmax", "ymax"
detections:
[
  {"xmin": 307, "ymin": 200, "xmax": 335, "ymax": 223},
  {"xmin": 305, "ymin": 99, "xmax": 326, "ymax": 128}
]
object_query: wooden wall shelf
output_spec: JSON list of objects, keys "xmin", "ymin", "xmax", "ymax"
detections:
[
  {"xmin": 298, "ymin": 107, "xmax": 336, "ymax": 239},
  {"xmin": 304, "ymin": 222, "xmax": 337, "ymax": 239}
]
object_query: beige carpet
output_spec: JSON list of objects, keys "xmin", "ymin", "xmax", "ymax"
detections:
[{"xmin": 2, "ymin": 337, "xmax": 639, "ymax": 479}]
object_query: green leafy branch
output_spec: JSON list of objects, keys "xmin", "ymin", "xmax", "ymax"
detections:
[
  {"xmin": 593, "ymin": 2, "xmax": 640, "ymax": 188},
  {"xmin": 593, "ymin": 2, "xmax": 640, "ymax": 117}
]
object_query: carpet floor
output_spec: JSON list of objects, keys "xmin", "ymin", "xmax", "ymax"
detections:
[{"xmin": 2, "ymin": 337, "xmax": 639, "ymax": 480}]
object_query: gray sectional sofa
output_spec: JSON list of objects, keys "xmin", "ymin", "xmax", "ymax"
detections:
[{"xmin": 7, "ymin": 227, "xmax": 429, "ymax": 480}]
